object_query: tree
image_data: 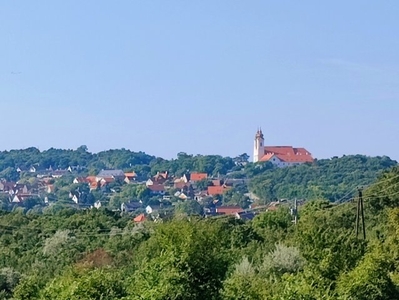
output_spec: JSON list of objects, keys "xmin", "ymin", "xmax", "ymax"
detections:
[
  {"xmin": 175, "ymin": 200, "xmax": 203, "ymax": 216},
  {"xmin": 336, "ymin": 246, "xmax": 397, "ymax": 300},
  {"xmin": 222, "ymin": 257, "xmax": 268, "ymax": 300},
  {"xmin": 128, "ymin": 218, "xmax": 231, "ymax": 299},
  {"xmin": 0, "ymin": 167, "xmax": 19, "ymax": 182},
  {"xmin": 40, "ymin": 268, "xmax": 127, "ymax": 300}
]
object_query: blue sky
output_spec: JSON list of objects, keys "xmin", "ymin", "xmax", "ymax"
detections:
[{"xmin": 1, "ymin": 1, "xmax": 398, "ymax": 160}]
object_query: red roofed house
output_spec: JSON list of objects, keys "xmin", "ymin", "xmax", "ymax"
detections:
[
  {"xmin": 124, "ymin": 172, "xmax": 137, "ymax": 184},
  {"xmin": 207, "ymin": 185, "xmax": 230, "ymax": 196},
  {"xmin": 216, "ymin": 205, "xmax": 244, "ymax": 215},
  {"xmin": 190, "ymin": 172, "xmax": 207, "ymax": 182},
  {"xmin": 253, "ymin": 128, "xmax": 314, "ymax": 167},
  {"xmin": 148, "ymin": 184, "xmax": 165, "ymax": 195},
  {"xmin": 73, "ymin": 177, "xmax": 88, "ymax": 184},
  {"xmin": 133, "ymin": 213, "xmax": 146, "ymax": 223}
]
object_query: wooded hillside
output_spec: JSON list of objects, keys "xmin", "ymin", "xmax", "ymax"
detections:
[{"xmin": 0, "ymin": 165, "xmax": 398, "ymax": 299}]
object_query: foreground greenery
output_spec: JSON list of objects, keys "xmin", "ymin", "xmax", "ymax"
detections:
[{"xmin": 1, "ymin": 165, "xmax": 399, "ymax": 299}]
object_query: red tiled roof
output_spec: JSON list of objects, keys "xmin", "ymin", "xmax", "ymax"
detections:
[
  {"xmin": 260, "ymin": 146, "xmax": 314, "ymax": 163},
  {"xmin": 125, "ymin": 172, "xmax": 137, "ymax": 178},
  {"xmin": 190, "ymin": 173, "xmax": 207, "ymax": 182},
  {"xmin": 101, "ymin": 177, "xmax": 115, "ymax": 183},
  {"xmin": 174, "ymin": 182, "xmax": 190, "ymax": 189},
  {"xmin": 216, "ymin": 206, "xmax": 244, "ymax": 215},
  {"xmin": 148, "ymin": 184, "xmax": 165, "ymax": 192},
  {"xmin": 86, "ymin": 176, "xmax": 98, "ymax": 184},
  {"xmin": 207, "ymin": 185, "xmax": 230, "ymax": 196},
  {"xmin": 90, "ymin": 182, "xmax": 99, "ymax": 189},
  {"xmin": 133, "ymin": 214, "xmax": 146, "ymax": 223},
  {"xmin": 74, "ymin": 177, "xmax": 88, "ymax": 183},
  {"xmin": 212, "ymin": 180, "xmax": 222, "ymax": 186}
]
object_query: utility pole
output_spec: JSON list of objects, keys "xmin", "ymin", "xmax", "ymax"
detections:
[
  {"xmin": 355, "ymin": 188, "xmax": 366, "ymax": 239},
  {"xmin": 290, "ymin": 198, "xmax": 298, "ymax": 225}
]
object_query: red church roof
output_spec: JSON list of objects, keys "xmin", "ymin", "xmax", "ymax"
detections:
[{"xmin": 260, "ymin": 146, "xmax": 313, "ymax": 163}]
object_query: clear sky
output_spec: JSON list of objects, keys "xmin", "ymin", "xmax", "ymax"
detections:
[{"xmin": 1, "ymin": 1, "xmax": 398, "ymax": 160}]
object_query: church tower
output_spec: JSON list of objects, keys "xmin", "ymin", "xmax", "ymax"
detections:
[{"xmin": 253, "ymin": 128, "xmax": 264, "ymax": 162}]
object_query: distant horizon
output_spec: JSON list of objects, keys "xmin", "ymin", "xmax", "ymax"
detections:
[{"xmin": 0, "ymin": 145, "xmax": 397, "ymax": 163}]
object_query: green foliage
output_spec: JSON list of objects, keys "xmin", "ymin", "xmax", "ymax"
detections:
[
  {"xmin": 41, "ymin": 267, "xmax": 127, "ymax": 300},
  {"xmin": 297, "ymin": 202, "xmax": 367, "ymax": 286},
  {"xmin": 128, "ymin": 218, "xmax": 231, "ymax": 300},
  {"xmin": 365, "ymin": 166, "xmax": 399, "ymax": 212},
  {"xmin": 222, "ymin": 257, "xmax": 269, "ymax": 300},
  {"xmin": 336, "ymin": 245, "xmax": 397, "ymax": 299},
  {"xmin": 252, "ymin": 207, "xmax": 294, "ymax": 250},
  {"xmin": 0, "ymin": 167, "xmax": 19, "ymax": 182},
  {"xmin": 0, "ymin": 267, "xmax": 21, "ymax": 298},
  {"xmin": 174, "ymin": 200, "xmax": 203, "ymax": 216},
  {"xmin": 0, "ymin": 158, "xmax": 398, "ymax": 299},
  {"xmin": 261, "ymin": 244, "xmax": 304, "ymax": 276},
  {"xmin": 249, "ymin": 155, "xmax": 397, "ymax": 202}
]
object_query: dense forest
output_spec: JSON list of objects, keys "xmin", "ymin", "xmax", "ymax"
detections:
[{"xmin": 0, "ymin": 164, "xmax": 399, "ymax": 299}]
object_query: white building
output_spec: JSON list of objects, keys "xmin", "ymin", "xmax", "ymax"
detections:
[{"xmin": 253, "ymin": 128, "xmax": 314, "ymax": 167}]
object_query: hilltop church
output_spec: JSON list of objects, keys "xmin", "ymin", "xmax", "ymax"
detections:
[{"xmin": 253, "ymin": 128, "xmax": 314, "ymax": 167}]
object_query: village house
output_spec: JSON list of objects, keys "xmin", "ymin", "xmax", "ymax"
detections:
[
  {"xmin": 68, "ymin": 165, "xmax": 85, "ymax": 172},
  {"xmin": 133, "ymin": 213, "xmax": 146, "ymax": 223},
  {"xmin": 121, "ymin": 201, "xmax": 143, "ymax": 213},
  {"xmin": 190, "ymin": 172, "xmax": 207, "ymax": 182},
  {"xmin": 14, "ymin": 184, "xmax": 29, "ymax": 194},
  {"xmin": 0, "ymin": 181, "xmax": 15, "ymax": 193},
  {"xmin": 45, "ymin": 185, "xmax": 56, "ymax": 194},
  {"xmin": 96, "ymin": 169, "xmax": 125, "ymax": 181},
  {"xmin": 174, "ymin": 180, "xmax": 190, "ymax": 190},
  {"xmin": 51, "ymin": 169, "xmax": 69, "ymax": 178},
  {"xmin": 100, "ymin": 177, "xmax": 114, "ymax": 187},
  {"xmin": 216, "ymin": 205, "xmax": 244, "ymax": 215},
  {"xmin": 253, "ymin": 128, "xmax": 314, "ymax": 167},
  {"xmin": 82, "ymin": 176, "xmax": 100, "ymax": 191},
  {"xmin": 73, "ymin": 177, "xmax": 88, "ymax": 184},
  {"xmin": 124, "ymin": 172, "xmax": 137, "ymax": 184},
  {"xmin": 148, "ymin": 171, "xmax": 169, "ymax": 185},
  {"xmin": 235, "ymin": 211, "xmax": 256, "ymax": 221},
  {"xmin": 69, "ymin": 191, "xmax": 80, "ymax": 204},
  {"xmin": 12, "ymin": 194, "xmax": 38, "ymax": 203},
  {"xmin": 207, "ymin": 185, "xmax": 231, "ymax": 196},
  {"xmin": 148, "ymin": 184, "xmax": 165, "ymax": 196},
  {"xmin": 194, "ymin": 191, "xmax": 209, "ymax": 202}
]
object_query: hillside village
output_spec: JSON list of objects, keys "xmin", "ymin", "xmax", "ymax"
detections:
[
  {"xmin": 0, "ymin": 165, "xmax": 260, "ymax": 222},
  {"xmin": 0, "ymin": 129, "xmax": 396, "ymax": 223}
]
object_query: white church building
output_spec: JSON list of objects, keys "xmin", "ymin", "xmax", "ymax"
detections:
[{"xmin": 253, "ymin": 128, "xmax": 314, "ymax": 167}]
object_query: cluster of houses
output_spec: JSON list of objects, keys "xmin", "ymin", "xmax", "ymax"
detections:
[
  {"xmin": 0, "ymin": 164, "xmax": 273, "ymax": 222},
  {"xmin": 0, "ymin": 177, "xmax": 54, "ymax": 203},
  {"xmin": 117, "ymin": 170, "xmax": 260, "ymax": 222}
]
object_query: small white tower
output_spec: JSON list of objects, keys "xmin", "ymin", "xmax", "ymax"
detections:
[{"xmin": 253, "ymin": 128, "xmax": 264, "ymax": 162}]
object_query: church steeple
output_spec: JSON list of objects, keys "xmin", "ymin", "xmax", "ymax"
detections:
[
  {"xmin": 253, "ymin": 127, "xmax": 264, "ymax": 162},
  {"xmin": 255, "ymin": 127, "xmax": 264, "ymax": 139}
]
